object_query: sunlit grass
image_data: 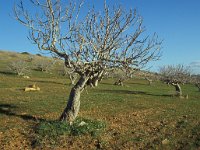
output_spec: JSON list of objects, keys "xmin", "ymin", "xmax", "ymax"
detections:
[{"xmin": 0, "ymin": 51, "xmax": 200, "ymax": 149}]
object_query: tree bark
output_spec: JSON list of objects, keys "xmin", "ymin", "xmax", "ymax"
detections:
[
  {"xmin": 195, "ymin": 83, "xmax": 200, "ymax": 92},
  {"xmin": 114, "ymin": 78, "xmax": 124, "ymax": 86},
  {"xmin": 90, "ymin": 70, "xmax": 104, "ymax": 87},
  {"xmin": 69, "ymin": 74, "xmax": 77, "ymax": 85},
  {"xmin": 172, "ymin": 83, "xmax": 182, "ymax": 97},
  {"xmin": 93, "ymin": 79, "xmax": 98, "ymax": 87},
  {"xmin": 59, "ymin": 75, "xmax": 89, "ymax": 124}
]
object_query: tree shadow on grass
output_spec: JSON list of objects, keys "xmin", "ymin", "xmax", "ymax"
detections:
[
  {"xmin": 0, "ymin": 71, "xmax": 16, "ymax": 76},
  {"xmin": 0, "ymin": 104, "xmax": 51, "ymax": 148},
  {"xmin": 96, "ymin": 89, "xmax": 172, "ymax": 97},
  {"xmin": 28, "ymin": 79, "xmax": 66, "ymax": 85},
  {"xmin": 127, "ymin": 82, "xmax": 148, "ymax": 86},
  {"xmin": 100, "ymin": 82, "xmax": 114, "ymax": 86},
  {"xmin": 0, "ymin": 104, "xmax": 46, "ymax": 122},
  {"xmin": 100, "ymin": 82, "xmax": 148, "ymax": 86}
]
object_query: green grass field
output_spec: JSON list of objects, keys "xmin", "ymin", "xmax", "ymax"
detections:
[{"xmin": 0, "ymin": 51, "xmax": 200, "ymax": 149}]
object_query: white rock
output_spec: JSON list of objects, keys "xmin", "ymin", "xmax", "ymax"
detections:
[
  {"xmin": 162, "ymin": 139, "xmax": 170, "ymax": 145},
  {"xmin": 23, "ymin": 76, "xmax": 30, "ymax": 79},
  {"xmin": 78, "ymin": 121, "xmax": 87, "ymax": 126}
]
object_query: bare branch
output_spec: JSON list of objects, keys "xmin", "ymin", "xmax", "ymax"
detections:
[{"xmin": 15, "ymin": 0, "xmax": 163, "ymax": 123}]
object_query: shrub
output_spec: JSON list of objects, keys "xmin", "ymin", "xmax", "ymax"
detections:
[
  {"xmin": 35, "ymin": 118, "xmax": 106, "ymax": 145},
  {"xmin": 21, "ymin": 52, "xmax": 30, "ymax": 55},
  {"xmin": 34, "ymin": 59, "xmax": 55, "ymax": 72},
  {"xmin": 36, "ymin": 53, "xmax": 42, "ymax": 57},
  {"xmin": 8, "ymin": 60, "xmax": 30, "ymax": 76}
]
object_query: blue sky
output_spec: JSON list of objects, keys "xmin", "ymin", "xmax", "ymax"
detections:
[{"xmin": 0, "ymin": 0, "xmax": 200, "ymax": 73}]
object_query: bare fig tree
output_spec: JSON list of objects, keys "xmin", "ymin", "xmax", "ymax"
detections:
[
  {"xmin": 8, "ymin": 60, "xmax": 30, "ymax": 76},
  {"xmin": 191, "ymin": 75, "xmax": 200, "ymax": 91},
  {"xmin": 34, "ymin": 58, "xmax": 56, "ymax": 72},
  {"xmin": 159, "ymin": 64, "xmax": 190, "ymax": 97},
  {"xmin": 139, "ymin": 71, "xmax": 158, "ymax": 85},
  {"xmin": 14, "ymin": 0, "xmax": 162, "ymax": 124},
  {"xmin": 113, "ymin": 68, "xmax": 136, "ymax": 86}
]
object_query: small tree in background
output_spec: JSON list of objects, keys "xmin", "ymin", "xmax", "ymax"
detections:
[
  {"xmin": 191, "ymin": 75, "xmax": 200, "ymax": 91},
  {"xmin": 113, "ymin": 68, "xmax": 137, "ymax": 86},
  {"xmin": 144, "ymin": 77, "xmax": 153, "ymax": 85},
  {"xmin": 195, "ymin": 83, "xmax": 200, "ymax": 92},
  {"xmin": 26, "ymin": 55, "xmax": 35, "ymax": 62},
  {"xmin": 34, "ymin": 59, "xmax": 56, "ymax": 73},
  {"xmin": 8, "ymin": 60, "xmax": 30, "ymax": 76},
  {"xmin": 60, "ymin": 65, "xmax": 78, "ymax": 85},
  {"xmin": 159, "ymin": 64, "xmax": 191, "ymax": 97},
  {"xmin": 139, "ymin": 71, "xmax": 159, "ymax": 86},
  {"xmin": 15, "ymin": 0, "xmax": 162, "ymax": 124}
]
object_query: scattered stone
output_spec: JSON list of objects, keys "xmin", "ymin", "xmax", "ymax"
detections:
[
  {"xmin": 78, "ymin": 121, "xmax": 87, "ymax": 126},
  {"xmin": 94, "ymin": 140, "xmax": 102, "ymax": 149},
  {"xmin": 24, "ymin": 84, "xmax": 40, "ymax": 92},
  {"xmin": 162, "ymin": 139, "xmax": 170, "ymax": 145},
  {"xmin": 183, "ymin": 115, "xmax": 188, "ymax": 118},
  {"xmin": 23, "ymin": 76, "xmax": 30, "ymax": 79},
  {"xmin": 179, "ymin": 94, "xmax": 189, "ymax": 99}
]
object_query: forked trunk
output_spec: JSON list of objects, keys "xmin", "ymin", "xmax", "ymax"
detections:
[
  {"xmin": 145, "ymin": 78, "xmax": 152, "ymax": 85},
  {"xmin": 86, "ymin": 78, "xmax": 98, "ymax": 88},
  {"xmin": 114, "ymin": 78, "xmax": 124, "ymax": 86},
  {"xmin": 172, "ymin": 83, "xmax": 182, "ymax": 97},
  {"xmin": 69, "ymin": 74, "xmax": 77, "ymax": 85},
  {"xmin": 59, "ymin": 75, "xmax": 89, "ymax": 124},
  {"xmin": 90, "ymin": 70, "xmax": 104, "ymax": 87}
]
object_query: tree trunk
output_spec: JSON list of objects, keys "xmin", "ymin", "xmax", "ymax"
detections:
[
  {"xmin": 93, "ymin": 79, "xmax": 98, "ymax": 87},
  {"xmin": 114, "ymin": 78, "xmax": 124, "ymax": 86},
  {"xmin": 172, "ymin": 83, "xmax": 182, "ymax": 97},
  {"xmin": 145, "ymin": 77, "xmax": 152, "ymax": 85},
  {"xmin": 69, "ymin": 74, "xmax": 77, "ymax": 85},
  {"xmin": 59, "ymin": 75, "xmax": 89, "ymax": 124},
  {"xmin": 195, "ymin": 83, "xmax": 200, "ymax": 92},
  {"xmin": 91, "ymin": 70, "xmax": 104, "ymax": 87}
]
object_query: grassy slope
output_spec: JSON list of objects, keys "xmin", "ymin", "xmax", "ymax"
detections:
[{"xmin": 0, "ymin": 50, "xmax": 200, "ymax": 149}]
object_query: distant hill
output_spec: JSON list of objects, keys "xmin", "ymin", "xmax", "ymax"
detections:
[
  {"xmin": 0, "ymin": 50, "xmax": 64, "ymax": 78},
  {"xmin": 0, "ymin": 50, "xmax": 159, "ymax": 80}
]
